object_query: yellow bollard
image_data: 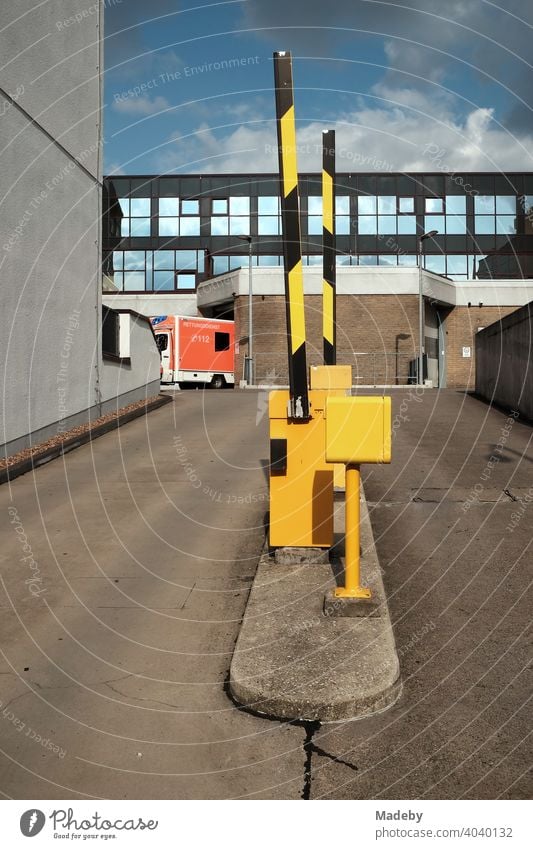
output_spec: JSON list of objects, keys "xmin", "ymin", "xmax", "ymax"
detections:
[{"xmin": 335, "ymin": 463, "xmax": 371, "ymax": 599}]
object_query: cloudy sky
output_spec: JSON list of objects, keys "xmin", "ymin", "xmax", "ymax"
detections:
[{"xmin": 103, "ymin": 0, "xmax": 533, "ymax": 175}]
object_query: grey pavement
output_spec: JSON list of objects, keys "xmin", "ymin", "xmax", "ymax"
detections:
[{"xmin": 0, "ymin": 388, "xmax": 531, "ymax": 799}]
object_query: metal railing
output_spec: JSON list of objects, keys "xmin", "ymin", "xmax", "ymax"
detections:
[{"xmin": 240, "ymin": 351, "xmax": 415, "ymax": 386}]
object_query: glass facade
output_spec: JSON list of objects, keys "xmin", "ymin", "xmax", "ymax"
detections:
[{"xmin": 103, "ymin": 173, "xmax": 533, "ymax": 291}]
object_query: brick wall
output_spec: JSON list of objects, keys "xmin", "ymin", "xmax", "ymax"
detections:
[
  {"xmin": 444, "ymin": 305, "xmax": 517, "ymax": 389},
  {"xmin": 234, "ymin": 294, "xmax": 520, "ymax": 389}
]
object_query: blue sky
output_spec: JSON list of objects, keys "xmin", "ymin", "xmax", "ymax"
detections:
[{"xmin": 103, "ymin": 0, "xmax": 533, "ymax": 175}]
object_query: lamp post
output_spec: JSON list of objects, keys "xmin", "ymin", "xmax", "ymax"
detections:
[
  {"xmin": 418, "ymin": 229, "xmax": 438, "ymax": 386},
  {"xmin": 237, "ymin": 234, "xmax": 254, "ymax": 385}
]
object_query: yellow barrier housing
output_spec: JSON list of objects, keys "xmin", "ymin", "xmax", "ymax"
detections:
[
  {"xmin": 325, "ymin": 396, "xmax": 392, "ymax": 465},
  {"xmin": 310, "ymin": 365, "xmax": 352, "ymax": 391},
  {"xmin": 324, "ymin": 395, "xmax": 392, "ymax": 600}
]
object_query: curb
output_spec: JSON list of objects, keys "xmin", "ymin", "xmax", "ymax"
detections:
[
  {"xmin": 0, "ymin": 394, "xmax": 172, "ymax": 486},
  {"xmin": 230, "ymin": 486, "xmax": 401, "ymax": 722}
]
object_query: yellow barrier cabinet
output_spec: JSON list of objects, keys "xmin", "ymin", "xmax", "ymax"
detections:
[
  {"xmin": 269, "ymin": 389, "xmax": 334, "ymax": 549},
  {"xmin": 325, "ymin": 396, "xmax": 391, "ymax": 599}
]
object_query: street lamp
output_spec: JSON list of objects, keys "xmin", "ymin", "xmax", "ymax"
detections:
[
  {"xmin": 418, "ymin": 229, "xmax": 438, "ymax": 386},
  {"xmin": 236, "ymin": 234, "xmax": 254, "ymax": 385}
]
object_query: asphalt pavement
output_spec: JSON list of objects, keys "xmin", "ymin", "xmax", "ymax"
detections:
[{"xmin": 0, "ymin": 388, "xmax": 530, "ymax": 799}]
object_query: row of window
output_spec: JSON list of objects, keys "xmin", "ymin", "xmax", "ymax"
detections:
[
  {"xmin": 115, "ymin": 193, "xmax": 531, "ymax": 239},
  {"xmin": 106, "ymin": 248, "xmax": 530, "ymax": 290},
  {"xmin": 107, "ymin": 250, "xmax": 204, "ymax": 292}
]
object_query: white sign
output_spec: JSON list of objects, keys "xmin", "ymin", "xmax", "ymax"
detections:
[{"xmin": 462, "ymin": 346, "xmax": 471, "ymax": 358}]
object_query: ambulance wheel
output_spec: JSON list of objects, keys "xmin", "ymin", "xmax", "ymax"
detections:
[{"xmin": 210, "ymin": 375, "xmax": 226, "ymax": 389}]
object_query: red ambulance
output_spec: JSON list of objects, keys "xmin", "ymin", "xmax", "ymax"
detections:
[{"xmin": 150, "ymin": 315, "xmax": 235, "ymax": 388}]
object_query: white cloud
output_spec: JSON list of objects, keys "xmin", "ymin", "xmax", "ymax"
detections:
[
  {"xmin": 112, "ymin": 95, "xmax": 171, "ymax": 115},
  {"xmin": 155, "ymin": 93, "xmax": 533, "ymax": 173}
]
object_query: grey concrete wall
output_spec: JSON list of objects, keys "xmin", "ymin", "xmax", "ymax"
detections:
[
  {"xmin": 103, "ymin": 292, "xmax": 198, "ymax": 319},
  {"xmin": 0, "ymin": 1, "xmax": 102, "ymax": 454},
  {"xmin": 100, "ymin": 313, "xmax": 161, "ymax": 405},
  {"xmin": 475, "ymin": 302, "xmax": 533, "ymax": 420}
]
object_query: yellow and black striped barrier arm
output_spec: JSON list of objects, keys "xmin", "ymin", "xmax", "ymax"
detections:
[
  {"xmin": 322, "ymin": 129, "xmax": 336, "ymax": 365},
  {"xmin": 273, "ymin": 51, "xmax": 309, "ymax": 419}
]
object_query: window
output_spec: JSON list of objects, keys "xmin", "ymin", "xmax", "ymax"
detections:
[
  {"xmin": 176, "ymin": 273, "xmax": 196, "ymax": 290},
  {"xmin": 397, "ymin": 215, "xmax": 416, "ymax": 234},
  {"xmin": 378, "ymin": 196, "xmax": 395, "ymax": 214},
  {"xmin": 308, "ymin": 216, "xmax": 322, "ymax": 235},
  {"xmin": 159, "ymin": 217, "xmax": 179, "ymax": 237},
  {"xmin": 358, "ymin": 196, "xmax": 376, "ymax": 214},
  {"xmin": 211, "ymin": 216, "xmax": 229, "ymax": 236},
  {"xmin": 211, "ymin": 196, "xmax": 249, "ymax": 236},
  {"xmin": 212, "ymin": 198, "xmax": 228, "ymax": 214},
  {"xmin": 308, "ymin": 196, "xmax": 322, "ymax": 215},
  {"xmin": 336, "ymin": 254, "xmax": 351, "ymax": 266},
  {"xmin": 257, "ymin": 255, "xmax": 281, "ymax": 266},
  {"xmin": 399, "ymin": 197, "xmax": 414, "ymax": 213},
  {"xmin": 213, "ymin": 256, "xmax": 229, "ymax": 274},
  {"xmin": 358, "ymin": 255, "xmax": 378, "ymax": 265},
  {"xmin": 230, "ymin": 197, "xmax": 250, "ymax": 216},
  {"xmin": 446, "ymin": 196, "xmax": 466, "ymax": 214},
  {"xmin": 159, "ymin": 198, "xmax": 179, "ymax": 216},
  {"xmin": 378, "ymin": 254, "xmax": 397, "ymax": 266},
  {"xmin": 102, "ymin": 307, "xmax": 119, "ymax": 356},
  {"xmin": 258, "ymin": 196, "xmax": 279, "ymax": 215},
  {"xmin": 377, "ymin": 216, "xmax": 396, "ymax": 234},
  {"xmin": 153, "ymin": 250, "xmax": 174, "ymax": 269},
  {"xmin": 446, "ymin": 255, "xmax": 468, "ymax": 277},
  {"xmin": 123, "ymin": 251, "xmax": 145, "ymax": 270},
  {"xmin": 424, "ymin": 255, "xmax": 446, "ymax": 274},
  {"xmin": 445, "ymin": 215, "xmax": 467, "ymax": 234},
  {"xmin": 175, "ymin": 249, "xmax": 197, "ymax": 269},
  {"xmin": 425, "ymin": 198, "xmax": 444, "ymax": 213},
  {"xmin": 123, "ymin": 271, "xmax": 145, "ymax": 290},
  {"xmin": 181, "ymin": 199, "xmax": 199, "ymax": 215},
  {"xmin": 155, "ymin": 334, "xmax": 168, "ymax": 352},
  {"xmin": 119, "ymin": 197, "xmax": 151, "ymax": 237},
  {"xmin": 179, "ymin": 217, "xmax": 200, "ymax": 236},
  {"xmin": 336, "ymin": 196, "xmax": 350, "ymax": 215},
  {"xmin": 305, "ymin": 255, "xmax": 322, "ymax": 266},
  {"xmin": 358, "ymin": 216, "xmax": 377, "ymax": 235},
  {"xmin": 495, "ymin": 216, "xmax": 516, "ymax": 235},
  {"xmin": 424, "ymin": 215, "xmax": 444, "ymax": 233},
  {"xmin": 475, "ymin": 195, "xmax": 494, "ymax": 214},
  {"xmin": 153, "ymin": 271, "xmax": 174, "ymax": 291},
  {"xmin": 215, "ymin": 331, "xmax": 230, "ymax": 351},
  {"xmin": 398, "ymin": 254, "xmax": 417, "ymax": 266}
]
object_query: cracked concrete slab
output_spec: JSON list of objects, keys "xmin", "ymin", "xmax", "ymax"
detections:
[{"xmin": 230, "ymin": 490, "xmax": 401, "ymax": 722}]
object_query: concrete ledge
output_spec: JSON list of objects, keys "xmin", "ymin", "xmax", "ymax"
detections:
[
  {"xmin": 0, "ymin": 394, "xmax": 171, "ymax": 485},
  {"xmin": 230, "ymin": 488, "xmax": 401, "ymax": 722}
]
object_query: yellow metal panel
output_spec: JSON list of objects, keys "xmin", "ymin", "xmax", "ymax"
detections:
[
  {"xmin": 280, "ymin": 106, "xmax": 298, "ymax": 196},
  {"xmin": 288, "ymin": 260, "xmax": 305, "ymax": 353},
  {"xmin": 269, "ymin": 390, "xmax": 334, "ymax": 548},
  {"xmin": 322, "ymin": 170, "xmax": 333, "ymax": 232},
  {"xmin": 322, "ymin": 282, "xmax": 334, "ymax": 345},
  {"xmin": 310, "ymin": 365, "xmax": 352, "ymax": 390},
  {"xmin": 325, "ymin": 396, "xmax": 392, "ymax": 464}
]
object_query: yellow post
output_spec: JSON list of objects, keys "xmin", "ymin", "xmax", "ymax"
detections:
[{"xmin": 336, "ymin": 464, "xmax": 371, "ymax": 598}]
